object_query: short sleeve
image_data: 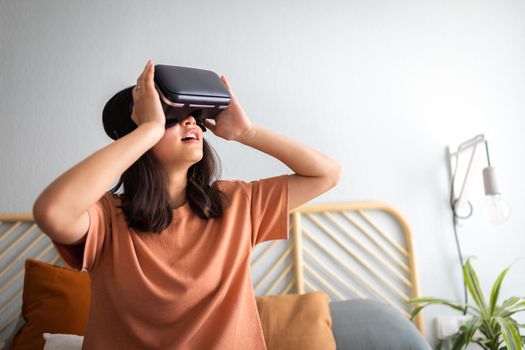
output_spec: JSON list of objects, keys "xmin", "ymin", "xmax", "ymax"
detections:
[
  {"xmin": 243, "ymin": 174, "xmax": 290, "ymax": 247},
  {"xmin": 51, "ymin": 193, "xmax": 111, "ymax": 273}
]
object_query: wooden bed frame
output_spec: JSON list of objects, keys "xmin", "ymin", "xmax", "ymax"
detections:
[{"xmin": 0, "ymin": 201, "xmax": 424, "ymax": 343}]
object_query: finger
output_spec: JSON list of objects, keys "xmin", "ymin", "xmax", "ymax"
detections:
[
  {"xmin": 136, "ymin": 60, "xmax": 148, "ymax": 84},
  {"xmin": 145, "ymin": 60, "xmax": 155, "ymax": 89},
  {"xmin": 220, "ymin": 75, "xmax": 233, "ymax": 94},
  {"xmin": 136, "ymin": 60, "xmax": 150, "ymax": 91},
  {"xmin": 204, "ymin": 119, "xmax": 216, "ymax": 133},
  {"xmin": 139, "ymin": 60, "xmax": 150, "ymax": 88},
  {"xmin": 221, "ymin": 75, "xmax": 231, "ymax": 90}
]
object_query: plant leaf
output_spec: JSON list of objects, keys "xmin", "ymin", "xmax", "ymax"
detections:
[
  {"xmin": 500, "ymin": 308, "xmax": 525, "ymax": 318},
  {"xmin": 489, "ymin": 264, "xmax": 512, "ymax": 316},
  {"xmin": 495, "ymin": 316, "xmax": 523, "ymax": 350},
  {"xmin": 464, "ymin": 258, "xmax": 489, "ymax": 319},
  {"xmin": 451, "ymin": 331, "xmax": 467, "ymax": 350},
  {"xmin": 511, "ymin": 302, "xmax": 525, "ymax": 310},
  {"xmin": 407, "ymin": 296, "xmax": 464, "ymax": 304},
  {"xmin": 463, "ymin": 317, "xmax": 482, "ymax": 344},
  {"xmin": 407, "ymin": 297, "xmax": 470, "ymax": 313},
  {"xmin": 478, "ymin": 321, "xmax": 500, "ymax": 349},
  {"xmin": 498, "ymin": 297, "xmax": 522, "ymax": 316},
  {"xmin": 409, "ymin": 305, "xmax": 425, "ymax": 320},
  {"xmin": 407, "ymin": 297, "xmax": 464, "ymax": 310}
]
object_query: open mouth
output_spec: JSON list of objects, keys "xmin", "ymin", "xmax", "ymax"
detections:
[
  {"xmin": 181, "ymin": 137, "xmax": 199, "ymax": 143},
  {"xmin": 181, "ymin": 133, "xmax": 199, "ymax": 143}
]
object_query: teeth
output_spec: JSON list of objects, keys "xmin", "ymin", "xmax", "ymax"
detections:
[{"xmin": 181, "ymin": 132, "xmax": 197, "ymax": 141}]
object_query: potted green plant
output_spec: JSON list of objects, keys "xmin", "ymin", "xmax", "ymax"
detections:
[{"xmin": 407, "ymin": 257, "xmax": 525, "ymax": 350}]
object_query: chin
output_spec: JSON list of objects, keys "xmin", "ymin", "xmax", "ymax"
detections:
[{"xmin": 189, "ymin": 154, "xmax": 204, "ymax": 164}]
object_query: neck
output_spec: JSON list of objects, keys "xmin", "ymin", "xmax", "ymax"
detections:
[{"xmin": 165, "ymin": 166, "xmax": 190, "ymax": 208}]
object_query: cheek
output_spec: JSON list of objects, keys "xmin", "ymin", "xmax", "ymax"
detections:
[{"xmin": 152, "ymin": 136, "xmax": 182, "ymax": 157}]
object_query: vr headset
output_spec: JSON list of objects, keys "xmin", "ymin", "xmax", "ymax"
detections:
[{"xmin": 103, "ymin": 64, "xmax": 231, "ymax": 140}]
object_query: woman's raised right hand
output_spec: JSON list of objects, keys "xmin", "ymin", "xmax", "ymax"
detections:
[{"xmin": 131, "ymin": 60, "xmax": 166, "ymax": 133}]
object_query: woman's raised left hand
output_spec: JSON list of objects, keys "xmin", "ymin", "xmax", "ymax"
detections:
[{"xmin": 203, "ymin": 75, "xmax": 255, "ymax": 142}]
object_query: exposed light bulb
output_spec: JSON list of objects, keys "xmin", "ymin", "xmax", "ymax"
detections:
[
  {"xmin": 481, "ymin": 195, "xmax": 511, "ymax": 224},
  {"xmin": 481, "ymin": 166, "xmax": 511, "ymax": 224}
]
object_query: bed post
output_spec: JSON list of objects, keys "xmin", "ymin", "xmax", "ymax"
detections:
[{"xmin": 291, "ymin": 211, "xmax": 304, "ymax": 294}]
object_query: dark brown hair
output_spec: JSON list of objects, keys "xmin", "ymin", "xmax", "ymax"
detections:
[{"xmin": 108, "ymin": 138, "xmax": 231, "ymax": 233}]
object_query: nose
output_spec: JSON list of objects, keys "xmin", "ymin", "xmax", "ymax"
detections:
[{"xmin": 182, "ymin": 115, "xmax": 196, "ymax": 125}]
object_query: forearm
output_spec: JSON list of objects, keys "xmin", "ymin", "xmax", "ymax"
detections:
[
  {"xmin": 33, "ymin": 122, "xmax": 164, "ymax": 225},
  {"xmin": 236, "ymin": 124, "xmax": 341, "ymax": 177}
]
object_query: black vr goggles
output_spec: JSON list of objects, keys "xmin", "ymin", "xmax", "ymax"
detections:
[{"xmin": 103, "ymin": 64, "xmax": 231, "ymax": 140}]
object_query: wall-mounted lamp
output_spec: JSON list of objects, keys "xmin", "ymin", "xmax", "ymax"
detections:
[
  {"xmin": 447, "ymin": 134, "xmax": 511, "ymax": 225},
  {"xmin": 446, "ymin": 134, "xmax": 511, "ymax": 312}
]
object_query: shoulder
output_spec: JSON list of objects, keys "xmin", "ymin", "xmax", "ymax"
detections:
[
  {"xmin": 102, "ymin": 192, "xmax": 121, "ymax": 204},
  {"xmin": 214, "ymin": 175, "xmax": 289, "ymax": 200},
  {"xmin": 214, "ymin": 179, "xmax": 250, "ymax": 200},
  {"xmin": 97, "ymin": 192, "xmax": 123, "ymax": 213}
]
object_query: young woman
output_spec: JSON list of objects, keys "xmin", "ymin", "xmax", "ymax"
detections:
[{"xmin": 33, "ymin": 59, "xmax": 342, "ymax": 349}]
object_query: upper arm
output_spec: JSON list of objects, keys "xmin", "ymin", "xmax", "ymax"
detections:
[
  {"xmin": 244, "ymin": 175, "xmax": 290, "ymax": 246},
  {"xmin": 287, "ymin": 167, "xmax": 342, "ymax": 211},
  {"xmin": 35, "ymin": 195, "xmax": 110, "ymax": 272},
  {"xmin": 33, "ymin": 206, "xmax": 90, "ymax": 246}
]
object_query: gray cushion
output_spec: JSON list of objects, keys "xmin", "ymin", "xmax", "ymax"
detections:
[{"xmin": 329, "ymin": 299, "xmax": 431, "ymax": 350}]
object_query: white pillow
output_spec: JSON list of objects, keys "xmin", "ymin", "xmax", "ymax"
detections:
[{"xmin": 43, "ymin": 333, "xmax": 84, "ymax": 350}]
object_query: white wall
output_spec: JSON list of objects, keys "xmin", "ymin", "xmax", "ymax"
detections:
[{"xmin": 1, "ymin": 0, "xmax": 524, "ymax": 346}]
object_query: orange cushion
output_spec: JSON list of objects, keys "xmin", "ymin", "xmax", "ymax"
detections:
[
  {"xmin": 9, "ymin": 259, "xmax": 91, "ymax": 350},
  {"xmin": 255, "ymin": 291, "xmax": 336, "ymax": 350}
]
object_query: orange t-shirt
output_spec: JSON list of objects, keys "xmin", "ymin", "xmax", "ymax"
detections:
[{"xmin": 52, "ymin": 174, "xmax": 289, "ymax": 350}]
